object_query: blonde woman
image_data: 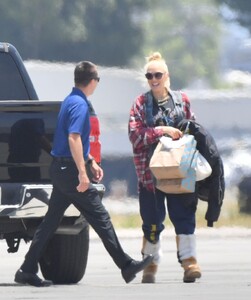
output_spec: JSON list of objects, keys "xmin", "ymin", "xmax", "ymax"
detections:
[{"xmin": 128, "ymin": 52, "xmax": 201, "ymax": 283}]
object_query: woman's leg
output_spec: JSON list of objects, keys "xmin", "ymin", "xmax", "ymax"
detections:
[
  {"xmin": 139, "ymin": 183, "xmax": 166, "ymax": 243},
  {"xmin": 166, "ymin": 192, "xmax": 201, "ymax": 282},
  {"xmin": 139, "ymin": 183, "xmax": 166, "ymax": 283}
]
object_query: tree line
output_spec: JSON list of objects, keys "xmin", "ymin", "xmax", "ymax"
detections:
[{"xmin": 1, "ymin": 0, "xmax": 250, "ymax": 88}]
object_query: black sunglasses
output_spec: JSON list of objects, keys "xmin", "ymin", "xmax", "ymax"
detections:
[
  {"xmin": 145, "ymin": 72, "xmax": 165, "ymax": 80},
  {"xmin": 92, "ymin": 77, "xmax": 100, "ymax": 82}
]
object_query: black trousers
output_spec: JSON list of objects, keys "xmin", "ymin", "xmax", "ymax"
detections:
[{"xmin": 21, "ymin": 159, "xmax": 132, "ymax": 273}]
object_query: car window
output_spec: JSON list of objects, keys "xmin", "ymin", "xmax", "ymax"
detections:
[{"xmin": 0, "ymin": 53, "xmax": 29, "ymax": 100}]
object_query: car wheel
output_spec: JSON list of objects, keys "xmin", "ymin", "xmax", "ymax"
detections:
[{"xmin": 39, "ymin": 224, "xmax": 89, "ymax": 284}]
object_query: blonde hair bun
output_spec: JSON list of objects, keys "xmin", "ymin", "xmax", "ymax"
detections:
[
  {"xmin": 145, "ymin": 51, "xmax": 168, "ymax": 73},
  {"xmin": 147, "ymin": 52, "xmax": 163, "ymax": 62}
]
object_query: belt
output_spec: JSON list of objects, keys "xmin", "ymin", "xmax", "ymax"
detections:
[{"xmin": 53, "ymin": 156, "xmax": 74, "ymax": 163}]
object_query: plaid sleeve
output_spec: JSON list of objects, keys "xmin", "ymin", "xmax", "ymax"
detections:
[
  {"xmin": 181, "ymin": 92, "xmax": 196, "ymax": 120},
  {"xmin": 128, "ymin": 95, "xmax": 163, "ymax": 151}
]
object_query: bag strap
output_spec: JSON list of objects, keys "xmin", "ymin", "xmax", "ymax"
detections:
[
  {"xmin": 145, "ymin": 91, "xmax": 154, "ymax": 127},
  {"xmin": 169, "ymin": 90, "xmax": 185, "ymax": 126},
  {"xmin": 144, "ymin": 90, "xmax": 185, "ymax": 127}
]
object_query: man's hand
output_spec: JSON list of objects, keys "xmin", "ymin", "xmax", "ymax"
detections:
[
  {"xmin": 77, "ymin": 171, "xmax": 90, "ymax": 192},
  {"xmin": 90, "ymin": 161, "xmax": 104, "ymax": 183}
]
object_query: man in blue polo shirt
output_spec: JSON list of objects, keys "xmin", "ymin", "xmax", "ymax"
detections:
[{"xmin": 14, "ymin": 61, "xmax": 152, "ymax": 287}]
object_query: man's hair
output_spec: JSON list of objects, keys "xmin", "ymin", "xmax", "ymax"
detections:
[{"xmin": 74, "ymin": 61, "xmax": 98, "ymax": 87}]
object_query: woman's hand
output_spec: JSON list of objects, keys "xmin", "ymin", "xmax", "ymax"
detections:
[{"xmin": 157, "ymin": 126, "xmax": 183, "ymax": 140}]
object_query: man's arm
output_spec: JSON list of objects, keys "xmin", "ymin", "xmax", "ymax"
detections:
[
  {"xmin": 86, "ymin": 155, "xmax": 104, "ymax": 183},
  {"xmin": 68, "ymin": 133, "xmax": 90, "ymax": 192}
]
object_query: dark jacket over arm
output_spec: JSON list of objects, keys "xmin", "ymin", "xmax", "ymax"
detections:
[{"xmin": 178, "ymin": 120, "xmax": 225, "ymax": 227}]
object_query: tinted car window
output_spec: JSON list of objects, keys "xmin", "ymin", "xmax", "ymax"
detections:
[{"xmin": 0, "ymin": 53, "xmax": 29, "ymax": 100}]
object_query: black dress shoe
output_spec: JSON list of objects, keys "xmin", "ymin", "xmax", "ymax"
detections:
[
  {"xmin": 121, "ymin": 255, "xmax": 153, "ymax": 283},
  {"xmin": 14, "ymin": 269, "xmax": 52, "ymax": 287}
]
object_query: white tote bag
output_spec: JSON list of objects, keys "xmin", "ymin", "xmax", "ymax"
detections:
[{"xmin": 195, "ymin": 152, "xmax": 212, "ymax": 181}]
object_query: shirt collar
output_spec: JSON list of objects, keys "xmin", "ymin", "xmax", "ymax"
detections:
[{"xmin": 71, "ymin": 87, "xmax": 87, "ymax": 100}]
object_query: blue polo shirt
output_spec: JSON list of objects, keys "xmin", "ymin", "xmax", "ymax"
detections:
[{"xmin": 51, "ymin": 87, "xmax": 90, "ymax": 160}]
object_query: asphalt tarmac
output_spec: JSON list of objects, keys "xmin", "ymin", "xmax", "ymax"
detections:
[{"xmin": 0, "ymin": 227, "xmax": 251, "ymax": 300}]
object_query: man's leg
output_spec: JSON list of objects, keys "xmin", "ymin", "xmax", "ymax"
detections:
[
  {"xmin": 15, "ymin": 187, "xmax": 70, "ymax": 285},
  {"xmin": 49, "ymin": 161, "xmax": 153, "ymax": 283},
  {"xmin": 71, "ymin": 185, "xmax": 153, "ymax": 283}
]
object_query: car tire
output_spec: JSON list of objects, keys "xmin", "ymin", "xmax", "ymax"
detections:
[{"xmin": 39, "ymin": 224, "xmax": 89, "ymax": 284}]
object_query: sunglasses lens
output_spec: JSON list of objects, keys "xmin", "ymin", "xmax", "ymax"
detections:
[
  {"xmin": 145, "ymin": 73, "xmax": 153, "ymax": 80},
  {"xmin": 155, "ymin": 72, "xmax": 163, "ymax": 79},
  {"xmin": 145, "ymin": 72, "xmax": 164, "ymax": 80}
]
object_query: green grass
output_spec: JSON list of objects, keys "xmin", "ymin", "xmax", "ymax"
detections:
[
  {"xmin": 196, "ymin": 197, "xmax": 251, "ymax": 228},
  {"xmin": 110, "ymin": 188, "xmax": 251, "ymax": 229}
]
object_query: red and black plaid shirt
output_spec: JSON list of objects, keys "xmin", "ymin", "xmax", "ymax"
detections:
[{"xmin": 128, "ymin": 91, "xmax": 194, "ymax": 191}]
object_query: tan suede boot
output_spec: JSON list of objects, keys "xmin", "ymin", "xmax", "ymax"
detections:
[
  {"xmin": 141, "ymin": 237, "xmax": 161, "ymax": 283},
  {"xmin": 142, "ymin": 262, "xmax": 158, "ymax": 283},
  {"xmin": 176, "ymin": 234, "xmax": 202, "ymax": 283},
  {"xmin": 182, "ymin": 257, "xmax": 201, "ymax": 283}
]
